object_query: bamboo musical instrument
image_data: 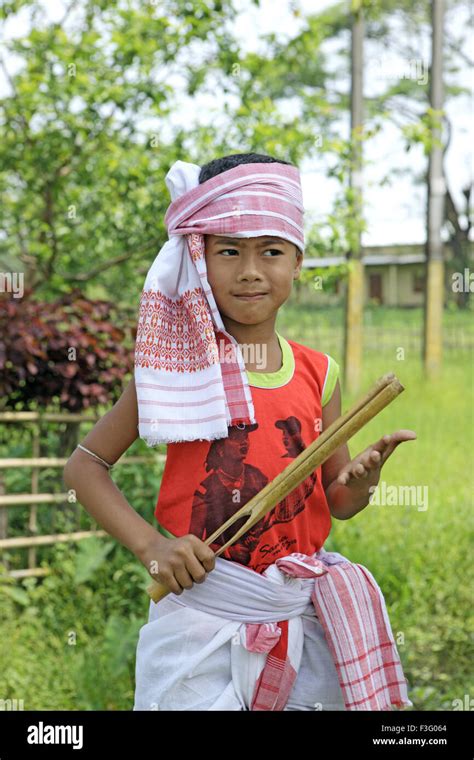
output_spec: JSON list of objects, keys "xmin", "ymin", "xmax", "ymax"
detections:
[{"xmin": 147, "ymin": 372, "xmax": 404, "ymax": 603}]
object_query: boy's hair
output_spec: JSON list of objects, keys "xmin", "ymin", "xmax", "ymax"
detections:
[
  {"xmin": 198, "ymin": 152, "xmax": 294, "ymax": 184},
  {"xmin": 199, "ymin": 153, "xmax": 301, "ymax": 257}
]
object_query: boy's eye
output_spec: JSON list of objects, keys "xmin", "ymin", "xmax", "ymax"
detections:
[{"xmin": 218, "ymin": 249, "xmax": 283, "ymax": 256}]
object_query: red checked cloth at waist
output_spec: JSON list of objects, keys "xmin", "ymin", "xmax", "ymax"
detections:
[
  {"xmin": 245, "ymin": 551, "xmax": 411, "ymax": 711},
  {"xmin": 140, "ymin": 547, "xmax": 412, "ymax": 711}
]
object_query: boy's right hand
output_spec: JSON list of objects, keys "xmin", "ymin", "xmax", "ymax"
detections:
[{"xmin": 137, "ymin": 534, "xmax": 216, "ymax": 596}]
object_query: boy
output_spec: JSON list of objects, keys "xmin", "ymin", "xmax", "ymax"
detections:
[{"xmin": 64, "ymin": 153, "xmax": 416, "ymax": 711}]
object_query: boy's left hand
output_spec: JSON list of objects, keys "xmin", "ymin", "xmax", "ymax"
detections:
[{"xmin": 336, "ymin": 430, "xmax": 417, "ymax": 488}]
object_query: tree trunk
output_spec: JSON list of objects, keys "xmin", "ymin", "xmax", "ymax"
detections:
[
  {"xmin": 343, "ymin": 2, "xmax": 364, "ymax": 394},
  {"xmin": 423, "ymin": 0, "xmax": 445, "ymax": 377}
]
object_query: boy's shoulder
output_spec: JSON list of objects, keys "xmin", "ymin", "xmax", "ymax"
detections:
[
  {"xmin": 282, "ymin": 335, "xmax": 340, "ymax": 406},
  {"xmin": 284, "ymin": 335, "xmax": 335, "ymax": 365}
]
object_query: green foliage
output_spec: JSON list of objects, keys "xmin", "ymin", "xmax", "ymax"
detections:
[
  {"xmin": 325, "ymin": 349, "xmax": 474, "ymax": 711},
  {"xmin": 0, "ymin": 535, "xmax": 153, "ymax": 709},
  {"xmin": 0, "ymin": 290, "xmax": 133, "ymax": 411},
  {"xmin": 73, "ymin": 536, "xmax": 115, "ymax": 585},
  {"xmin": 297, "ymin": 264, "xmax": 349, "ymax": 295},
  {"xmin": 401, "ymin": 108, "xmax": 445, "ymax": 155},
  {"xmin": 0, "ymin": 0, "xmax": 471, "ymax": 711},
  {"xmin": 0, "ymin": 0, "xmax": 240, "ymax": 300},
  {"xmin": 1, "ymin": 0, "xmax": 469, "ymax": 308}
]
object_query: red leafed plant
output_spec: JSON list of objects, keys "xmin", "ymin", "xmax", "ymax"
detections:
[{"xmin": 0, "ymin": 288, "xmax": 135, "ymax": 412}]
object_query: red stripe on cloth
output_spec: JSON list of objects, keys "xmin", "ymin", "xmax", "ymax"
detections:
[
  {"xmin": 310, "ymin": 563, "xmax": 409, "ymax": 711},
  {"xmin": 250, "ymin": 620, "xmax": 299, "ymax": 711},
  {"xmin": 244, "ymin": 554, "xmax": 411, "ymax": 711},
  {"xmin": 138, "ymin": 395, "xmax": 227, "ymax": 407},
  {"xmin": 335, "ymin": 640, "xmax": 395, "ymax": 668},
  {"xmin": 343, "ymin": 678, "xmax": 412, "ymax": 710},
  {"xmin": 138, "ymin": 414, "xmax": 230, "ymax": 425},
  {"xmin": 166, "ymin": 164, "xmax": 303, "ymax": 232},
  {"xmin": 217, "ymin": 330, "xmax": 252, "ymax": 422}
]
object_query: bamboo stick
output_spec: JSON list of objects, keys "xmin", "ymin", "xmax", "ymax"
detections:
[
  {"xmin": 0, "ymin": 455, "xmax": 162, "ymax": 469},
  {"xmin": 0, "ymin": 529, "xmax": 107, "ymax": 550},
  {"xmin": 147, "ymin": 373, "xmax": 404, "ymax": 603}
]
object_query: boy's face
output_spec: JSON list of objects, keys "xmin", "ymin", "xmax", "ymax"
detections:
[{"xmin": 204, "ymin": 234, "xmax": 303, "ymax": 328}]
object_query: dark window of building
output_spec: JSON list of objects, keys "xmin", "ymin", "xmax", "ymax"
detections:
[
  {"xmin": 369, "ymin": 273, "xmax": 383, "ymax": 303},
  {"xmin": 413, "ymin": 273, "xmax": 425, "ymax": 293}
]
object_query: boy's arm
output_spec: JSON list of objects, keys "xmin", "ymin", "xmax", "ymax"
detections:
[
  {"xmin": 321, "ymin": 379, "xmax": 416, "ymax": 520},
  {"xmin": 321, "ymin": 379, "xmax": 363, "ymax": 520},
  {"xmin": 63, "ymin": 377, "xmax": 165, "ymax": 560}
]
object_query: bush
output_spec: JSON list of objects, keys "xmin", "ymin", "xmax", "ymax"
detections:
[{"xmin": 0, "ymin": 289, "xmax": 134, "ymax": 411}]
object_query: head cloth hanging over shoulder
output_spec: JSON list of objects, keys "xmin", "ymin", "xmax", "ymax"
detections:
[{"xmin": 134, "ymin": 159, "xmax": 305, "ymax": 446}]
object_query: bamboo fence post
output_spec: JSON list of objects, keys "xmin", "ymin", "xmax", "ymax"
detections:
[{"xmin": 28, "ymin": 423, "xmax": 40, "ymax": 570}]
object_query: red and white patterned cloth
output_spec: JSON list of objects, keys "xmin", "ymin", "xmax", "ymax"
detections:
[
  {"xmin": 133, "ymin": 547, "xmax": 413, "ymax": 711},
  {"xmin": 246, "ymin": 551, "xmax": 412, "ymax": 711},
  {"xmin": 134, "ymin": 160, "xmax": 305, "ymax": 446}
]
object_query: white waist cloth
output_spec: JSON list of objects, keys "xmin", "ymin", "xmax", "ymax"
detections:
[
  {"xmin": 134, "ymin": 549, "xmax": 354, "ymax": 711},
  {"xmin": 133, "ymin": 547, "xmax": 411, "ymax": 711}
]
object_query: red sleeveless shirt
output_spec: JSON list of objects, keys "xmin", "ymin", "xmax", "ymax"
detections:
[{"xmin": 154, "ymin": 333, "xmax": 339, "ymax": 575}]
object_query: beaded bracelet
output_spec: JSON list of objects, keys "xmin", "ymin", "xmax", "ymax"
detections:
[{"xmin": 76, "ymin": 444, "xmax": 113, "ymax": 470}]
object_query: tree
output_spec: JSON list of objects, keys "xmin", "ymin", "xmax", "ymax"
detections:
[
  {"xmin": 423, "ymin": 0, "xmax": 445, "ymax": 377},
  {"xmin": 210, "ymin": 0, "xmax": 471, "ymax": 372},
  {"xmin": 0, "ymin": 0, "xmax": 243, "ymax": 302},
  {"xmin": 343, "ymin": 0, "xmax": 365, "ymax": 394},
  {"xmin": 2, "ymin": 0, "xmax": 469, "ymax": 319}
]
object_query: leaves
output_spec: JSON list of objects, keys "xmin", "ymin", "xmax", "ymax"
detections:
[
  {"xmin": 0, "ymin": 289, "xmax": 134, "ymax": 411},
  {"xmin": 0, "ymin": 0, "xmax": 239, "ymax": 298},
  {"xmin": 73, "ymin": 537, "xmax": 115, "ymax": 586},
  {"xmin": 1, "ymin": 585, "xmax": 30, "ymax": 606}
]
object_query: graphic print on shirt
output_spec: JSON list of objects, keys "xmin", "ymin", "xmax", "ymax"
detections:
[{"xmin": 188, "ymin": 416, "xmax": 318, "ymax": 569}]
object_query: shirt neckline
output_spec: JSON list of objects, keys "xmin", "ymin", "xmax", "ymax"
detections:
[{"xmin": 245, "ymin": 332, "xmax": 295, "ymax": 389}]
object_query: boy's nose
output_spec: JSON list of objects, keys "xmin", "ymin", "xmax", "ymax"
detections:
[{"xmin": 236, "ymin": 263, "xmax": 265, "ymax": 279}]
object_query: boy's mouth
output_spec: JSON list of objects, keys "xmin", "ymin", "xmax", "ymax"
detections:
[{"xmin": 233, "ymin": 292, "xmax": 268, "ymax": 301}]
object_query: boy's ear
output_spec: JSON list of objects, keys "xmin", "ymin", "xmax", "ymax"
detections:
[{"xmin": 294, "ymin": 246, "xmax": 303, "ymax": 278}]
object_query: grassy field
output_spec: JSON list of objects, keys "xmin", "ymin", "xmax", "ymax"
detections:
[
  {"xmin": 282, "ymin": 304, "xmax": 474, "ymax": 710},
  {"xmin": 0, "ymin": 306, "xmax": 473, "ymax": 711},
  {"xmin": 282, "ymin": 299, "xmax": 474, "ymax": 329},
  {"xmin": 324, "ymin": 351, "xmax": 474, "ymax": 711}
]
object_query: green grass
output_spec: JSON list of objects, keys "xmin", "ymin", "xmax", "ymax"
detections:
[
  {"xmin": 325, "ymin": 351, "xmax": 474, "ymax": 710},
  {"xmin": 276, "ymin": 302, "xmax": 474, "ymax": 360},
  {"xmin": 0, "ymin": 308, "xmax": 472, "ymax": 711},
  {"xmin": 281, "ymin": 298, "xmax": 474, "ymax": 329}
]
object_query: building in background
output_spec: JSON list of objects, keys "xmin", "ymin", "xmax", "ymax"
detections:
[{"xmin": 302, "ymin": 242, "xmax": 461, "ymax": 307}]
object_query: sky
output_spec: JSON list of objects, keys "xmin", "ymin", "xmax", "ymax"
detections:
[
  {"xmin": 1, "ymin": 0, "xmax": 472, "ymax": 248},
  {"xmin": 230, "ymin": 0, "xmax": 473, "ymax": 246}
]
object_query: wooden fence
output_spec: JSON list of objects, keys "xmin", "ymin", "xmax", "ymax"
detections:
[
  {"xmin": 0, "ymin": 411, "xmax": 163, "ymax": 579},
  {"xmin": 289, "ymin": 325, "xmax": 474, "ymax": 357}
]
